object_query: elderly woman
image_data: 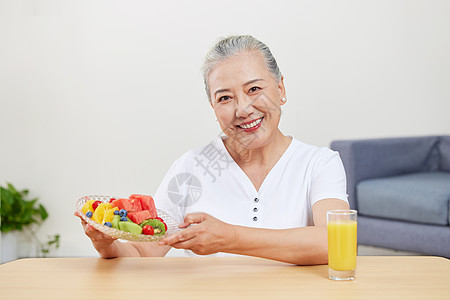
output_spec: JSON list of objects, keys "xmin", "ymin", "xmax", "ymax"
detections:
[{"xmin": 76, "ymin": 35, "xmax": 349, "ymax": 265}]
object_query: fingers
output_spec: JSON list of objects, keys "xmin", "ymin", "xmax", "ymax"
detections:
[
  {"xmin": 168, "ymin": 239, "xmax": 197, "ymax": 251},
  {"xmin": 164, "ymin": 213, "xmax": 210, "ymax": 246},
  {"xmin": 158, "ymin": 232, "xmax": 190, "ymax": 246},
  {"xmin": 178, "ymin": 213, "xmax": 208, "ymax": 228},
  {"xmin": 158, "ymin": 226, "xmax": 199, "ymax": 246},
  {"xmin": 163, "ymin": 234, "xmax": 211, "ymax": 256},
  {"xmin": 84, "ymin": 223, "xmax": 116, "ymax": 242},
  {"xmin": 75, "ymin": 211, "xmax": 87, "ymax": 227},
  {"xmin": 75, "ymin": 210, "xmax": 116, "ymax": 242}
]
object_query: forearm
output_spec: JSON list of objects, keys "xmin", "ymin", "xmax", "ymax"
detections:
[
  {"xmin": 94, "ymin": 240, "xmax": 141, "ymax": 258},
  {"xmin": 226, "ymin": 225, "xmax": 328, "ymax": 265},
  {"xmin": 95, "ymin": 240, "xmax": 171, "ymax": 258}
]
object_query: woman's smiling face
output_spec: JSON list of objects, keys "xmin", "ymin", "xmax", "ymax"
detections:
[{"xmin": 208, "ymin": 50, "xmax": 286, "ymax": 149}]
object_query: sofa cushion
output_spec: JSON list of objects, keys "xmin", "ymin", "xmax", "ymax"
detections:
[
  {"xmin": 439, "ymin": 136, "xmax": 450, "ymax": 172},
  {"xmin": 350, "ymin": 137, "xmax": 441, "ymax": 179},
  {"xmin": 357, "ymin": 172, "xmax": 450, "ymax": 226}
]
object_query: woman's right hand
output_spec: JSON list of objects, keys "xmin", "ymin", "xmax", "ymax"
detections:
[{"xmin": 74, "ymin": 211, "xmax": 117, "ymax": 251}]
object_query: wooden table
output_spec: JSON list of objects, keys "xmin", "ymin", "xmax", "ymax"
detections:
[{"xmin": 0, "ymin": 256, "xmax": 449, "ymax": 299}]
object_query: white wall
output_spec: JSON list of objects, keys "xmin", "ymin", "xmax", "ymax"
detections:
[{"xmin": 1, "ymin": 0, "xmax": 449, "ymax": 258}]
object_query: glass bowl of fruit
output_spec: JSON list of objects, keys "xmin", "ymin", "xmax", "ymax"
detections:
[{"xmin": 76, "ymin": 194, "xmax": 180, "ymax": 242}]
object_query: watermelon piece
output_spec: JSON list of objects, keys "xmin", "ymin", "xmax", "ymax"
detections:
[
  {"xmin": 128, "ymin": 197, "xmax": 142, "ymax": 211},
  {"xmin": 111, "ymin": 198, "xmax": 134, "ymax": 211},
  {"xmin": 141, "ymin": 196, "xmax": 154, "ymax": 211},
  {"xmin": 128, "ymin": 210, "xmax": 153, "ymax": 225},
  {"xmin": 129, "ymin": 194, "xmax": 149, "ymax": 209},
  {"xmin": 129, "ymin": 194, "xmax": 157, "ymax": 218},
  {"xmin": 111, "ymin": 198, "xmax": 142, "ymax": 212}
]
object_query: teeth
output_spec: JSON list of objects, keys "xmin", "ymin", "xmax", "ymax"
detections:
[{"xmin": 240, "ymin": 118, "xmax": 262, "ymax": 129}]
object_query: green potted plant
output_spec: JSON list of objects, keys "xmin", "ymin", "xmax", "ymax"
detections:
[{"xmin": 1, "ymin": 183, "xmax": 60, "ymax": 262}]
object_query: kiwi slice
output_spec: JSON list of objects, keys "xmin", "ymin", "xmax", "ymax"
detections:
[
  {"xmin": 111, "ymin": 215, "xmax": 121, "ymax": 229},
  {"xmin": 118, "ymin": 221, "xmax": 143, "ymax": 235},
  {"xmin": 139, "ymin": 219, "xmax": 166, "ymax": 236}
]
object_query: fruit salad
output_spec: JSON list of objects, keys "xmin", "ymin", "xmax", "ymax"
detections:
[{"xmin": 81, "ymin": 194, "xmax": 168, "ymax": 237}]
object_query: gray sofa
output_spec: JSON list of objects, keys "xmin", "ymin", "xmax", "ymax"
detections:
[{"xmin": 330, "ymin": 136, "xmax": 450, "ymax": 258}]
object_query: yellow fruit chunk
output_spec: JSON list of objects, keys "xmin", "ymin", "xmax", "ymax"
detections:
[
  {"xmin": 81, "ymin": 200, "xmax": 95, "ymax": 215},
  {"xmin": 102, "ymin": 207, "xmax": 116, "ymax": 224},
  {"xmin": 92, "ymin": 203, "xmax": 113, "ymax": 224}
]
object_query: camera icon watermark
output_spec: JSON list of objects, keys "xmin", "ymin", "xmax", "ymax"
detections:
[{"xmin": 167, "ymin": 173, "xmax": 202, "ymax": 208}]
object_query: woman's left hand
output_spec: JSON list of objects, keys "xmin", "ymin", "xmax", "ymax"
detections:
[{"xmin": 158, "ymin": 213, "xmax": 235, "ymax": 255}]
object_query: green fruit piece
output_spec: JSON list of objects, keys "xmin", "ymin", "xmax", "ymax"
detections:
[
  {"xmin": 111, "ymin": 215, "xmax": 121, "ymax": 229},
  {"xmin": 118, "ymin": 221, "xmax": 143, "ymax": 235},
  {"xmin": 139, "ymin": 219, "xmax": 166, "ymax": 236}
]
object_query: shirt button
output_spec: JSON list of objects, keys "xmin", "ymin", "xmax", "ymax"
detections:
[
  {"xmin": 253, "ymin": 207, "xmax": 258, "ymax": 212},
  {"xmin": 254, "ymin": 198, "xmax": 259, "ymax": 203},
  {"xmin": 253, "ymin": 216, "xmax": 258, "ymax": 221}
]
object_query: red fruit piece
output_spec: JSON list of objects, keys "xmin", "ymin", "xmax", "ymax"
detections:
[
  {"xmin": 128, "ymin": 210, "xmax": 152, "ymax": 224},
  {"xmin": 130, "ymin": 194, "xmax": 152, "ymax": 210},
  {"xmin": 142, "ymin": 225, "xmax": 154, "ymax": 235},
  {"xmin": 108, "ymin": 198, "xmax": 116, "ymax": 203},
  {"xmin": 92, "ymin": 201, "xmax": 102, "ymax": 211},
  {"xmin": 111, "ymin": 198, "xmax": 134, "ymax": 212},
  {"xmin": 129, "ymin": 194, "xmax": 157, "ymax": 218},
  {"xmin": 128, "ymin": 198, "xmax": 142, "ymax": 211}
]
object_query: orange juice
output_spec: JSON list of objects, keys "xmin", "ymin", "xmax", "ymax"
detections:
[{"xmin": 328, "ymin": 220, "xmax": 357, "ymax": 271}]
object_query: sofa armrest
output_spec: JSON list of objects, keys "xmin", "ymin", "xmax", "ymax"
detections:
[
  {"xmin": 438, "ymin": 136, "xmax": 450, "ymax": 171},
  {"xmin": 330, "ymin": 136, "xmax": 440, "ymax": 210}
]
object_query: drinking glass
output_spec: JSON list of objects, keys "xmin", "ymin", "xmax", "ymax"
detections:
[{"xmin": 327, "ymin": 210, "xmax": 357, "ymax": 280}]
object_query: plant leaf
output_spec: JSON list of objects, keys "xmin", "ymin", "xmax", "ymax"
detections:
[
  {"xmin": 39, "ymin": 204, "xmax": 48, "ymax": 220},
  {"xmin": 0, "ymin": 183, "xmax": 53, "ymax": 237},
  {"xmin": 1, "ymin": 187, "xmax": 14, "ymax": 207}
]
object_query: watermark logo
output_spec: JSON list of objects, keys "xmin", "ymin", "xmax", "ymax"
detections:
[
  {"xmin": 194, "ymin": 142, "xmax": 233, "ymax": 182},
  {"xmin": 167, "ymin": 173, "xmax": 202, "ymax": 207}
]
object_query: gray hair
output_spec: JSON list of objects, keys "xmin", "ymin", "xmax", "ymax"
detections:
[{"xmin": 202, "ymin": 35, "xmax": 282, "ymax": 101}]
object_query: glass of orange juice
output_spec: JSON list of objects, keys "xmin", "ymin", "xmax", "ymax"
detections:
[{"xmin": 327, "ymin": 210, "xmax": 357, "ymax": 280}]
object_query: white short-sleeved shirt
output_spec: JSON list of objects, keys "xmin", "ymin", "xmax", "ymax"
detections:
[{"xmin": 154, "ymin": 136, "xmax": 348, "ymax": 257}]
